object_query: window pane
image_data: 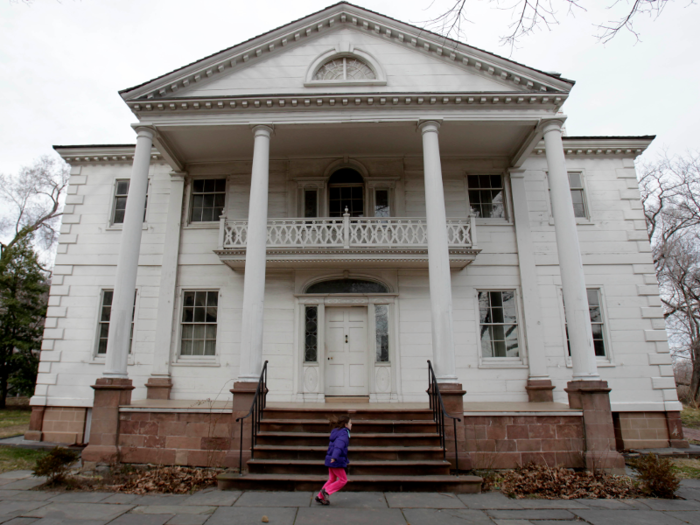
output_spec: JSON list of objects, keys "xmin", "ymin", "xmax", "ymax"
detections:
[
  {"xmin": 192, "ymin": 340, "xmax": 204, "ymax": 356},
  {"xmin": 375, "ymin": 190, "xmax": 390, "ymax": 218},
  {"xmin": 190, "ymin": 179, "xmax": 226, "ymax": 222},
  {"xmin": 478, "ymin": 290, "xmax": 518, "ymax": 358},
  {"xmin": 98, "ymin": 339, "xmax": 107, "ymax": 354},
  {"xmin": 563, "ymin": 288, "xmax": 607, "ymax": 358},
  {"xmin": 181, "ymin": 290, "xmax": 218, "ymax": 357},
  {"xmin": 593, "ymin": 339, "xmax": 606, "ymax": 357},
  {"xmin": 375, "ymin": 305, "xmax": 389, "ymax": 362},
  {"xmin": 568, "ymin": 173, "xmax": 582, "ymax": 188},
  {"xmin": 207, "ymin": 291, "xmax": 218, "ymax": 306},
  {"xmin": 204, "ymin": 340, "xmax": 216, "ymax": 356},
  {"xmin": 304, "ymin": 306, "xmax": 318, "ymax": 362},
  {"xmin": 305, "ymin": 190, "xmax": 318, "ymax": 218},
  {"xmin": 116, "ymin": 181, "xmax": 129, "ymax": 195}
]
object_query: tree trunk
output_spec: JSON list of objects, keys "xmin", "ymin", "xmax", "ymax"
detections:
[{"xmin": 691, "ymin": 344, "xmax": 700, "ymax": 404}]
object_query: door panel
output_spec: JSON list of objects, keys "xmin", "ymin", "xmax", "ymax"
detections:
[{"xmin": 325, "ymin": 307, "xmax": 368, "ymax": 396}]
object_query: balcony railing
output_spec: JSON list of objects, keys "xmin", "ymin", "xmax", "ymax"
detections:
[{"xmin": 218, "ymin": 214, "xmax": 476, "ymax": 250}]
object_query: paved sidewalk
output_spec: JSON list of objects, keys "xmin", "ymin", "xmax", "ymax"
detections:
[{"xmin": 1, "ymin": 470, "xmax": 700, "ymax": 524}]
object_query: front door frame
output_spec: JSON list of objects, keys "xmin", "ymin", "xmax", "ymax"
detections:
[
  {"xmin": 324, "ymin": 305, "xmax": 370, "ymax": 396},
  {"xmin": 295, "ymin": 293, "xmax": 399, "ymax": 402}
]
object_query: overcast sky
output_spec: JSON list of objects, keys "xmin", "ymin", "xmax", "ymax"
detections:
[{"xmin": 1, "ymin": 0, "xmax": 698, "ymax": 177}]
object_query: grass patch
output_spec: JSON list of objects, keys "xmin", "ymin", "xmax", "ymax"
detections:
[
  {"xmin": 0, "ymin": 408, "xmax": 32, "ymax": 438},
  {"xmin": 0, "ymin": 446, "xmax": 47, "ymax": 474},
  {"xmin": 682, "ymin": 405, "xmax": 700, "ymax": 430},
  {"xmin": 672, "ymin": 458, "xmax": 700, "ymax": 479}
]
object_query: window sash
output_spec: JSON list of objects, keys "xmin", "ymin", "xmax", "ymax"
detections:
[
  {"xmin": 478, "ymin": 291, "xmax": 519, "ymax": 358},
  {"xmin": 304, "ymin": 306, "xmax": 318, "ymax": 363},
  {"xmin": 190, "ymin": 179, "xmax": 226, "ymax": 222},
  {"xmin": 564, "ymin": 288, "xmax": 607, "ymax": 357},
  {"xmin": 97, "ymin": 290, "xmax": 135, "ymax": 355},
  {"xmin": 180, "ymin": 291, "xmax": 218, "ymax": 356},
  {"xmin": 375, "ymin": 305, "xmax": 389, "ymax": 362},
  {"xmin": 467, "ymin": 175, "xmax": 505, "ymax": 218},
  {"xmin": 112, "ymin": 180, "xmax": 148, "ymax": 224}
]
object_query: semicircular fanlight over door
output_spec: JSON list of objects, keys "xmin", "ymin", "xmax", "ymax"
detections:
[
  {"xmin": 305, "ymin": 279, "xmax": 389, "ymax": 294},
  {"xmin": 328, "ymin": 168, "xmax": 364, "ymax": 217}
]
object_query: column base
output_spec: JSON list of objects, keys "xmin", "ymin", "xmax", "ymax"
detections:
[
  {"xmin": 429, "ymin": 382, "xmax": 472, "ymax": 471},
  {"xmin": 565, "ymin": 380, "xmax": 625, "ymax": 474},
  {"xmin": 24, "ymin": 406, "xmax": 46, "ymax": 442},
  {"xmin": 666, "ymin": 411, "xmax": 690, "ymax": 448},
  {"xmin": 224, "ymin": 382, "xmax": 263, "ymax": 472},
  {"xmin": 145, "ymin": 377, "xmax": 173, "ymax": 400},
  {"xmin": 525, "ymin": 379, "xmax": 555, "ymax": 403},
  {"xmin": 82, "ymin": 378, "xmax": 134, "ymax": 464}
]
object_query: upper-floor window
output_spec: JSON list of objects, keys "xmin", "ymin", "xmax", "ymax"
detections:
[
  {"xmin": 468, "ymin": 175, "xmax": 505, "ymax": 219},
  {"xmin": 564, "ymin": 288, "xmax": 607, "ymax": 358},
  {"xmin": 313, "ymin": 57, "xmax": 376, "ymax": 81},
  {"xmin": 190, "ymin": 179, "xmax": 226, "ymax": 222},
  {"xmin": 112, "ymin": 180, "xmax": 147, "ymax": 224},
  {"xmin": 548, "ymin": 172, "xmax": 588, "ymax": 219}
]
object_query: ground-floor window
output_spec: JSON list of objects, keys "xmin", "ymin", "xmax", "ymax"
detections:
[
  {"xmin": 565, "ymin": 288, "xmax": 607, "ymax": 357},
  {"xmin": 478, "ymin": 290, "xmax": 519, "ymax": 358},
  {"xmin": 304, "ymin": 305, "xmax": 318, "ymax": 362},
  {"xmin": 375, "ymin": 304, "xmax": 389, "ymax": 362},
  {"xmin": 96, "ymin": 289, "xmax": 135, "ymax": 355},
  {"xmin": 180, "ymin": 291, "xmax": 218, "ymax": 356}
]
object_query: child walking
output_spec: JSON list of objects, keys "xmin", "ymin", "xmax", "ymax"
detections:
[{"xmin": 315, "ymin": 414, "xmax": 352, "ymax": 505}]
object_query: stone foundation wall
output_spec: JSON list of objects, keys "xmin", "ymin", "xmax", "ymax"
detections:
[
  {"xmin": 117, "ymin": 411, "xmax": 233, "ymax": 467},
  {"xmin": 39, "ymin": 407, "xmax": 87, "ymax": 445},
  {"xmin": 463, "ymin": 415, "xmax": 586, "ymax": 469},
  {"xmin": 613, "ymin": 412, "xmax": 671, "ymax": 450}
]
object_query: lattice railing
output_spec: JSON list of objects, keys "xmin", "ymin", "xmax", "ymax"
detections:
[{"xmin": 220, "ymin": 214, "xmax": 476, "ymax": 250}]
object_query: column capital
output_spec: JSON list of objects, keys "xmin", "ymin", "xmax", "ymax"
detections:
[
  {"xmin": 131, "ymin": 124, "xmax": 156, "ymax": 139},
  {"xmin": 508, "ymin": 168, "xmax": 527, "ymax": 179},
  {"xmin": 251, "ymin": 124, "xmax": 274, "ymax": 137},
  {"xmin": 541, "ymin": 119, "xmax": 565, "ymax": 136},
  {"xmin": 418, "ymin": 120, "xmax": 442, "ymax": 134},
  {"xmin": 169, "ymin": 170, "xmax": 187, "ymax": 180}
]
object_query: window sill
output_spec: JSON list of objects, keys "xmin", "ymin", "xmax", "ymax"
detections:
[
  {"xmin": 548, "ymin": 218, "xmax": 595, "ymax": 227},
  {"xmin": 183, "ymin": 222, "xmax": 220, "ymax": 230},
  {"xmin": 105, "ymin": 224, "xmax": 148, "ymax": 231},
  {"xmin": 475, "ymin": 219, "xmax": 513, "ymax": 226},
  {"xmin": 479, "ymin": 358, "xmax": 527, "ymax": 369},
  {"xmin": 172, "ymin": 358, "xmax": 220, "ymax": 367},
  {"xmin": 565, "ymin": 358, "xmax": 615, "ymax": 368},
  {"xmin": 89, "ymin": 356, "xmax": 135, "ymax": 365}
]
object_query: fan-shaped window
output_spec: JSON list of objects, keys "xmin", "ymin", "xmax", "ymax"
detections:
[
  {"xmin": 313, "ymin": 57, "xmax": 376, "ymax": 81},
  {"xmin": 306, "ymin": 279, "xmax": 389, "ymax": 294}
]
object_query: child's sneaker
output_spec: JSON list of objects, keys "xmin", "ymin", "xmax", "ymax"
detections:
[{"xmin": 315, "ymin": 490, "xmax": 329, "ymax": 505}]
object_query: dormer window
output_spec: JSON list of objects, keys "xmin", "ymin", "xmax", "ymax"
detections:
[{"xmin": 313, "ymin": 57, "xmax": 376, "ymax": 81}]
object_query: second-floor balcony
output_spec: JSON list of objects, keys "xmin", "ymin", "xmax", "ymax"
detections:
[{"xmin": 215, "ymin": 214, "xmax": 480, "ymax": 269}]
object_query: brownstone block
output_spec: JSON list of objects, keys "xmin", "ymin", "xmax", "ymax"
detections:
[
  {"xmin": 144, "ymin": 435, "xmax": 167, "ymax": 448},
  {"xmin": 202, "ymin": 437, "xmax": 230, "ymax": 450},
  {"xmin": 556, "ymin": 423, "xmax": 584, "ymax": 438},
  {"xmin": 185, "ymin": 422, "xmax": 210, "ymax": 438},
  {"xmin": 521, "ymin": 452, "xmax": 557, "ymax": 467},
  {"xmin": 119, "ymin": 434, "xmax": 145, "ymax": 447},
  {"xmin": 42, "ymin": 432, "xmax": 78, "ymax": 444},
  {"xmin": 28, "ymin": 406, "xmax": 45, "ymax": 432},
  {"xmin": 130, "ymin": 412, "xmax": 151, "ymax": 421},
  {"xmin": 145, "ymin": 377, "xmax": 173, "ymax": 400},
  {"xmin": 486, "ymin": 425, "xmax": 506, "ymax": 440},
  {"xmin": 526, "ymin": 379, "xmax": 555, "ymax": 403},
  {"xmin": 516, "ymin": 439, "xmax": 542, "ymax": 452},
  {"xmin": 119, "ymin": 420, "xmax": 139, "ymax": 434},
  {"xmin": 556, "ymin": 451, "xmax": 585, "ymax": 468},
  {"xmin": 139, "ymin": 421, "xmax": 159, "ymax": 436},
  {"xmin": 165, "ymin": 436, "xmax": 201, "ymax": 450},
  {"xmin": 506, "ymin": 425, "xmax": 529, "ymax": 440},
  {"xmin": 529, "ymin": 425, "xmax": 555, "ymax": 439}
]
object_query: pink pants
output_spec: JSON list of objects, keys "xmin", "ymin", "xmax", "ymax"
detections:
[{"xmin": 320, "ymin": 467, "xmax": 347, "ymax": 496}]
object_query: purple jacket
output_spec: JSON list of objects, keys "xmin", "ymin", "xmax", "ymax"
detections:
[{"xmin": 324, "ymin": 427, "xmax": 350, "ymax": 468}]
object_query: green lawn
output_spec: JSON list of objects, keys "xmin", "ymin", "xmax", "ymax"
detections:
[
  {"xmin": 682, "ymin": 405, "xmax": 700, "ymax": 430},
  {"xmin": 0, "ymin": 409, "xmax": 31, "ymax": 439},
  {"xmin": 0, "ymin": 446, "xmax": 46, "ymax": 474},
  {"xmin": 673, "ymin": 458, "xmax": 700, "ymax": 479}
]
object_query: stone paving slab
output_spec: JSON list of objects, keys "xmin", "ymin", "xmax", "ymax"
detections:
[
  {"xmin": 640, "ymin": 498, "xmax": 700, "ymax": 511},
  {"xmin": 2, "ymin": 478, "xmax": 46, "ymax": 491},
  {"xmin": 130, "ymin": 505, "xmax": 216, "ymax": 515},
  {"xmin": 486, "ymin": 509, "xmax": 577, "ymax": 520},
  {"xmin": 28, "ymin": 520, "xmax": 108, "ymax": 525},
  {"xmin": 402, "ymin": 508, "xmax": 493, "ymax": 525},
  {"xmin": 677, "ymin": 487, "xmax": 700, "ymax": 501},
  {"xmin": 206, "ymin": 506, "xmax": 298, "ymax": 525},
  {"xmin": 0, "ymin": 471, "xmax": 33, "ymax": 480},
  {"xmin": 131, "ymin": 495, "xmax": 191, "ymax": 506},
  {"xmin": 22, "ymin": 502, "xmax": 133, "ymax": 521},
  {"xmin": 47, "ymin": 492, "xmax": 112, "ymax": 503},
  {"xmin": 165, "ymin": 515, "xmax": 210, "ymax": 525},
  {"xmin": 667, "ymin": 511, "xmax": 700, "ymax": 524},
  {"xmin": 682, "ymin": 479, "xmax": 700, "ymax": 489},
  {"xmin": 100, "ymin": 493, "xmax": 142, "ymax": 505},
  {"xmin": 572, "ymin": 509, "xmax": 689, "ymax": 524},
  {"xmin": 0, "ymin": 501, "xmax": 49, "ymax": 521},
  {"xmin": 572, "ymin": 498, "xmax": 639, "ymax": 509},
  {"xmin": 319, "ymin": 491, "xmax": 387, "ymax": 508},
  {"xmin": 0, "ymin": 490, "xmax": 57, "ymax": 501},
  {"xmin": 385, "ymin": 492, "xmax": 465, "ymax": 508},
  {"xmin": 182, "ymin": 489, "xmax": 241, "ymax": 506},
  {"xmin": 491, "ymin": 521, "xmax": 532, "ymax": 525},
  {"xmin": 108, "ymin": 515, "xmax": 172, "ymax": 525},
  {"xmin": 233, "ymin": 491, "xmax": 312, "ymax": 507},
  {"xmin": 295, "ymin": 507, "xmax": 406, "ymax": 525},
  {"xmin": 1, "ymin": 518, "xmax": 39, "ymax": 525},
  {"xmin": 515, "ymin": 499, "xmax": 589, "ymax": 509},
  {"xmin": 458, "ymin": 492, "xmax": 525, "ymax": 509}
]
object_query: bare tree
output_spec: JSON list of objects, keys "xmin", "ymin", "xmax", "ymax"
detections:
[
  {"xmin": 639, "ymin": 154, "xmax": 700, "ymax": 402},
  {"xmin": 0, "ymin": 155, "xmax": 70, "ymax": 266},
  {"xmin": 422, "ymin": 0, "xmax": 678, "ymax": 50}
]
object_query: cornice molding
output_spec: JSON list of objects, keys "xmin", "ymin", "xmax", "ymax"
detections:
[
  {"xmin": 53, "ymin": 145, "xmax": 163, "ymax": 165},
  {"xmin": 128, "ymin": 92, "xmax": 566, "ymax": 116},
  {"xmin": 120, "ymin": 4, "xmax": 573, "ymax": 103},
  {"xmin": 533, "ymin": 137, "xmax": 655, "ymax": 158}
]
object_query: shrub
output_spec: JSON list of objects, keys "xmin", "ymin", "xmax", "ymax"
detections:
[
  {"xmin": 630, "ymin": 453, "xmax": 680, "ymax": 498},
  {"xmin": 33, "ymin": 447, "xmax": 78, "ymax": 484}
]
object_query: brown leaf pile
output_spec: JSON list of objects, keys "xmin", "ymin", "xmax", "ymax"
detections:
[
  {"xmin": 110, "ymin": 466, "xmax": 221, "ymax": 494},
  {"xmin": 501, "ymin": 463, "xmax": 638, "ymax": 500}
]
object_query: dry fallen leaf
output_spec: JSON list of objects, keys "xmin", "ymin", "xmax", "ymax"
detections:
[{"xmin": 262, "ymin": 516, "xmax": 269, "ymax": 523}]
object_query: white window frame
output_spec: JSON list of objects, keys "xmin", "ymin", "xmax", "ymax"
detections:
[
  {"xmin": 367, "ymin": 181, "xmax": 396, "ymax": 218},
  {"xmin": 106, "ymin": 178, "xmax": 149, "ymax": 230},
  {"xmin": 474, "ymin": 287, "xmax": 527, "ymax": 369},
  {"xmin": 304, "ymin": 47, "xmax": 387, "ymax": 87},
  {"xmin": 547, "ymin": 170, "xmax": 594, "ymax": 225},
  {"xmin": 465, "ymin": 172, "xmax": 512, "ymax": 224},
  {"xmin": 91, "ymin": 288, "xmax": 137, "ymax": 364},
  {"xmin": 173, "ymin": 288, "xmax": 221, "ymax": 366},
  {"xmin": 184, "ymin": 177, "xmax": 228, "ymax": 229},
  {"xmin": 558, "ymin": 286, "xmax": 615, "ymax": 367},
  {"xmin": 296, "ymin": 180, "xmax": 326, "ymax": 218}
]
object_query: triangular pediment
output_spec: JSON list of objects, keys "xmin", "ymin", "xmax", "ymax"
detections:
[{"xmin": 121, "ymin": 2, "xmax": 573, "ymax": 102}]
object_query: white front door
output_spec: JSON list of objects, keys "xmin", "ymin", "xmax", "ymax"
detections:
[{"xmin": 325, "ymin": 307, "xmax": 368, "ymax": 396}]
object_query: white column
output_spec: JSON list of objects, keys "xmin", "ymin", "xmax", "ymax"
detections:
[
  {"xmin": 543, "ymin": 120, "xmax": 599, "ymax": 381},
  {"xmin": 238, "ymin": 125, "xmax": 273, "ymax": 382},
  {"xmin": 104, "ymin": 126, "xmax": 154, "ymax": 378},
  {"xmin": 419, "ymin": 121, "xmax": 458, "ymax": 383},
  {"xmin": 510, "ymin": 170, "xmax": 549, "ymax": 380},
  {"xmin": 151, "ymin": 171, "xmax": 186, "ymax": 377}
]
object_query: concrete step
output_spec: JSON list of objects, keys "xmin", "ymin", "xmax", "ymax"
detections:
[
  {"xmin": 259, "ymin": 419, "xmax": 437, "ymax": 434},
  {"xmin": 256, "ymin": 431, "xmax": 441, "ymax": 447},
  {"xmin": 253, "ymin": 444, "xmax": 445, "ymax": 461},
  {"xmin": 247, "ymin": 458, "xmax": 451, "ymax": 476},
  {"xmin": 262, "ymin": 407, "xmax": 434, "ymax": 421},
  {"xmin": 217, "ymin": 472, "xmax": 482, "ymax": 493}
]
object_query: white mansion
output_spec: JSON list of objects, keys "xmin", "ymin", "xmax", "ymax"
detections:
[{"xmin": 27, "ymin": 2, "xmax": 684, "ymax": 473}]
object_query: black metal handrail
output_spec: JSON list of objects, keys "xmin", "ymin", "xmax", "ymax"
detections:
[
  {"xmin": 235, "ymin": 360, "xmax": 268, "ymax": 472},
  {"xmin": 427, "ymin": 360, "xmax": 462, "ymax": 474}
]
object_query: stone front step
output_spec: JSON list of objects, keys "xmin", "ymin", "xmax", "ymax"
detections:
[
  {"xmin": 261, "ymin": 407, "xmax": 434, "ymax": 421},
  {"xmin": 217, "ymin": 472, "xmax": 482, "ymax": 493},
  {"xmin": 247, "ymin": 458, "xmax": 451, "ymax": 476},
  {"xmin": 260, "ymin": 419, "xmax": 437, "ymax": 434},
  {"xmin": 253, "ymin": 444, "xmax": 445, "ymax": 461},
  {"xmin": 256, "ymin": 431, "xmax": 441, "ymax": 447}
]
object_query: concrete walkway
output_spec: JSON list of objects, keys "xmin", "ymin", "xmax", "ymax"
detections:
[{"xmin": 1, "ymin": 470, "xmax": 700, "ymax": 524}]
